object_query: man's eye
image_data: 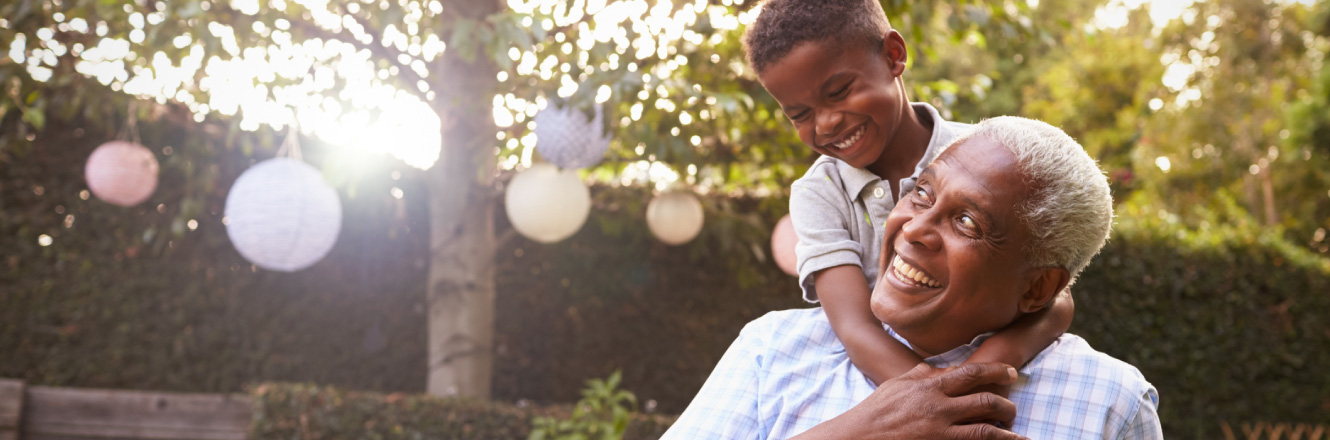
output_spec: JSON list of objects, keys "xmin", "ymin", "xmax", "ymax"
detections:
[
  {"xmin": 959, "ymin": 215, "xmax": 977, "ymax": 230},
  {"xmin": 915, "ymin": 188, "xmax": 932, "ymax": 203}
]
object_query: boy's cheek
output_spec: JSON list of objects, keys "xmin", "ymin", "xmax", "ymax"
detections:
[{"xmin": 794, "ymin": 126, "xmax": 817, "ymax": 150}]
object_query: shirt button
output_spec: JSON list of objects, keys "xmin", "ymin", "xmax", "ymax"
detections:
[{"xmin": 873, "ymin": 187, "xmax": 886, "ymax": 198}]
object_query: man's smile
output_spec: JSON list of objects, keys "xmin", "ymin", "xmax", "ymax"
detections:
[{"xmin": 888, "ymin": 254, "xmax": 940, "ymax": 288}]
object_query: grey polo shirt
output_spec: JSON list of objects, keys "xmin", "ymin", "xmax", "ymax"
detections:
[{"xmin": 791, "ymin": 103, "xmax": 972, "ymax": 302}]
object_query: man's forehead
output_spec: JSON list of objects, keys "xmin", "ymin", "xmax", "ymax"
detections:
[{"xmin": 928, "ymin": 137, "xmax": 1024, "ymax": 199}]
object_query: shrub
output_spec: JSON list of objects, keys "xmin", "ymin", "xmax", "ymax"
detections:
[{"xmin": 249, "ymin": 381, "xmax": 673, "ymax": 440}]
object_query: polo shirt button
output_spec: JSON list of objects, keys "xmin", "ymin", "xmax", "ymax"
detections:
[{"xmin": 873, "ymin": 187, "xmax": 885, "ymax": 198}]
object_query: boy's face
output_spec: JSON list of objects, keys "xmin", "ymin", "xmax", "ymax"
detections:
[{"xmin": 757, "ymin": 34, "xmax": 909, "ymax": 170}]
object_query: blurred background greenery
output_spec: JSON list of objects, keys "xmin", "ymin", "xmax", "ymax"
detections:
[{"xmin": 2, "ymin": 0, "xmax": 1329, "ymax": 438}]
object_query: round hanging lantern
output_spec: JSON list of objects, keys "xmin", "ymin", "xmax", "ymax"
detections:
[
  {"xmin": 533, "ymin": 103, "xmax": 611, "ymax": 169},
  {"xmin": 224, "ymin": 158, "xmax": 342, "ymax": 272},
  {"xmin": 646, "ymin": 191, "xmax": 704, "ymax": 246},
  {"xmin": 505, "ymin": 163, "xmax": 591, "ymax": 243},
  {"xmin": 772, "ymin": 214, "xmax": 798, "ymax": 275},
  {"xmin": 85, "ymin": 140, "xmax": 159, "ymax": 207}
]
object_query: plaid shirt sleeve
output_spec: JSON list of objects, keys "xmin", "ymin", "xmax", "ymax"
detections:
[
  {"xmin": 1116, "ymin": 388, "xmax": 1163, "ymax": 440},
  {"xmin": 660, "ymin": 316, "xmax": 772, "ymax": 440}
]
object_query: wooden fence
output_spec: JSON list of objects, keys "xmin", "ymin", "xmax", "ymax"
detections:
[
  {"xmin": 0, "ymin": 379, "xmax": 250, "ymax": 440},
  {"xmin": 1220, "ymin": 421, "xmax": 1330, "ymax": 440}
]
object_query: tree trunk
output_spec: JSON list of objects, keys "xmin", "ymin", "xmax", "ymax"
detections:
[
  {"xmin": 425, "ymin": 0, "xmax": 501, "ymax": 398},
  {"xmin": 1260, "ymin": 165, "xmax": 1278, "ymax": 226}
]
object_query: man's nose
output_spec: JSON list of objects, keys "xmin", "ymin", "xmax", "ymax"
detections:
[
  {"xmin": 814, "ymin": 110, "xmax": 843, "ymax": 137},
  {"xmin": 900, "ymin": 210, "xmax": 942, "ymax": 251}
]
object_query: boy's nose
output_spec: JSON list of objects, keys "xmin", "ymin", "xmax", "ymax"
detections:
[{"xmin": 814, "ymin": 110, "xmax": 843, "ymax": 137}]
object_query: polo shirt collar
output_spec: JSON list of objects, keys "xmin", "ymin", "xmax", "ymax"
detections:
[{"xmin": 831, "ymin": 102, "xmax": 956, "ymax": 201}]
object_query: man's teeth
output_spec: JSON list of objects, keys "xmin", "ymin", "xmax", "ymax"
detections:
[
  {"xmin": 892, "ymin": 256, "xmax": 939, "ymax": 288},
  {"xmin": 834, "ymin": 127, "xmax": 864, "ymax": 150}
]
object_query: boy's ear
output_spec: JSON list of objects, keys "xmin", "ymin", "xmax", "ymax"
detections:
[
  {"xmin": 1019, "ymin": 267, "xmax": 1070, "ymax": 313},
  {"xmin": 880, "ymin": 29, "xmax": 908, "ymax": 77}
]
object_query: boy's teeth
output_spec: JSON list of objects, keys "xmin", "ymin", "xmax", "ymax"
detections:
[
  {"xmin": 835, "ymin": 127, "xmax": 863, "ymax": 150},
  {"xmin": 892, "ymin": 255, "xmax": 938, "ymax": 287}
]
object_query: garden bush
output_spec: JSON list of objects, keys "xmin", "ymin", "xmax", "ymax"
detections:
[
  {"xmin": 4, "ymin": 121, "xmax": 1329, "ymax": 438},
  {"xmin": 250, "ymin": 380, "xmax": 673, "ymax": 440}
]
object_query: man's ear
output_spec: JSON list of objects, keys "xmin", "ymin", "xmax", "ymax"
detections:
[
  {"xmin": 880, "ymin": 29, "xmax": 908, "ymax": 76},
  {"xmin": 1019, "ymin": 267, "xmax": 1070, "ymax": 313}
]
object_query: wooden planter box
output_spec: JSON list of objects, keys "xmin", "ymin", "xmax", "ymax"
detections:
[{"xmin": 0, "ymin": 379, "xmax": 249, "ymax": 440}]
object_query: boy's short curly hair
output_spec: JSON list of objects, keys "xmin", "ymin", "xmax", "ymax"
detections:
[{"xmin": 743, "ymin": 0, "xmax": 893, "ymax": 74}]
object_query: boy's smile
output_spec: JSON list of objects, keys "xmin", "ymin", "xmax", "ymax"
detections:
[{"xmin": 756, "ymin": 35, "xmax": 924, "ymax": 179}]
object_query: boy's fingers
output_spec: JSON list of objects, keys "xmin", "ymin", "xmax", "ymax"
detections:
[{"xmin": 935, "ymin": 362, "xmax": 1018, "ymax": 396}]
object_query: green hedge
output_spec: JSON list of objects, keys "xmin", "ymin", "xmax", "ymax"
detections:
[
  {"xmin": 5, "ymin": 119, "xmax": 1330, "ymax": 439},
  {"xmin": 1070, "ymin": 201, "xmax": 1330, "ymax": 438},
  {"xmin": 250, "ymin": 382, "xmax": 674, "ymax": 440}
]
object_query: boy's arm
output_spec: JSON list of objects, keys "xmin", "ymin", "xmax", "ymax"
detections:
[
  {"xmin": 817, "ymin": 265, "xmax": 923, "ymax": 386},
  {"xmin": 968, "ymin": 289, "xmax": 1074, "ymax": 370}
]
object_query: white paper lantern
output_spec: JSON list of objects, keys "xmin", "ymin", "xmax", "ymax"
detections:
[
  {"xmin": 505, "ymin": 163, "xmax": 591, "ymax": 243},
  {"xmin": 772, "ymin": 214, "xmax": 798, "ymax": 275},
  {"xmin": 85, "ymin": 141, "xmax": 159, "ymax": 207},
  {"xmin": 646, "ymin": 191, "xmax": 704, "ymax": 246},
  {"xmin": 224, "ymin": 158, "xmax": 342, "ymax": 272},
  {"xmin": 533, "ymin": 103, "xmax": 611, "ymax": 169}
]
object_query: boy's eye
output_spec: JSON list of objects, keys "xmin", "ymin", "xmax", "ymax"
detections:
[{"xmin": 831, "ymin": 83, "xmax": 850, "ymax": 98}]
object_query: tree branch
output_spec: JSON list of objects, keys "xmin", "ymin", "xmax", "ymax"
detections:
[
  {"xmin": 290, "ymin": 20, "xmax": 432, "ymax": 104},
  {"xmin": 214, "ymin": 3, "xmax": 433, "ymax": 104}
]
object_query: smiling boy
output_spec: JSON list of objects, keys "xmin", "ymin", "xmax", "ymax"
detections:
[{"xmin": 747, "ymin": 0, "xmax": 1074, "ymax": 386}]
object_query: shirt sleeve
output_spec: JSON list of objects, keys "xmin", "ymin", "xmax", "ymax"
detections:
[
  {"xmin": 660, "ymin": 317, "xmax": 771, "ymax": 440},
  {"xmin": 791, "ymin": 171, "xmax": 864, "ymax": 303},
  {"xmin": 1113, "ymin": 388, "xmax": 1163, "ymax": 440}
]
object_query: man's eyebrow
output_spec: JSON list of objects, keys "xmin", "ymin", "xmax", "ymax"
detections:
[{"xmin": 958, "ymin": 195, "xmax": 997, "ymax": 227}]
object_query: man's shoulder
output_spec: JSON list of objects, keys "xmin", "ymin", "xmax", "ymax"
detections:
[
  {"xmin": 1036, "ymin": 334, "xmax": 1151, "ymax": 383},
  {"xmin": 1015, "ymin": 334, "xmax": 1160, "ymax": 438},
  {"xmin": 746, "ymin": 307, "xmax": 832, "ymax": 333},
  {"xmin": 1025, "ymin": 334, "xmax": 1156, "ymax": 406},
  {"xmin": 742, "ymin": 307, "xmax": 841, "ymax": 351}
]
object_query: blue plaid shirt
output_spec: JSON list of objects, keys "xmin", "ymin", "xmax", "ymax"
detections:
[{"xmin": 663, "ymin": 308, "xmax": 1162, "ymax": 440}]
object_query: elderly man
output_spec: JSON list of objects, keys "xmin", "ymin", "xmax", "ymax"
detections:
[{"xmin": 663, "ymin": 117, "xmax": 1162, "ymax": 440}]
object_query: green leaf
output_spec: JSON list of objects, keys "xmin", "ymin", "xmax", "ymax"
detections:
[{"xmin": 21, "ymin": 107, "xmax": 44, "ymax": 131}]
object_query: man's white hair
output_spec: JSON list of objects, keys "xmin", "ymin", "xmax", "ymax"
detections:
[{"xmin": 939, "ymin": 116, "xmax": 1113, "ymax": 282}]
